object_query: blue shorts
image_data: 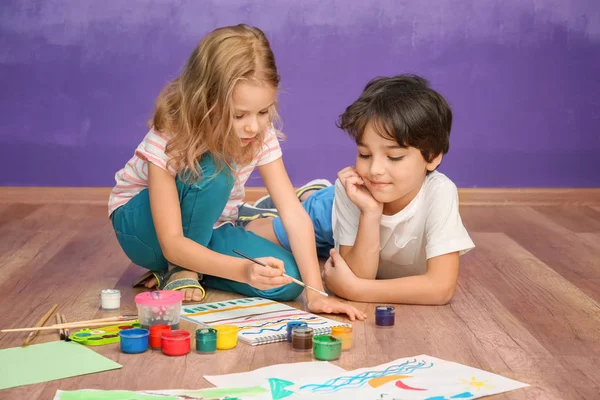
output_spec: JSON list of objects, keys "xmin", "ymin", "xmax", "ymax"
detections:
[{"xmin": 273, "ymin": 185, "xmax": 335, "ymax": 259}]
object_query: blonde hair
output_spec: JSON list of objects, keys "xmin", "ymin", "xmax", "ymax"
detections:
[{"xmin": 151, "ymin": 24, "xmax": 281, "ymax": 182}]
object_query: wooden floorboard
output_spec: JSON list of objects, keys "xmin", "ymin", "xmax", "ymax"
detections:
[
  {"xmin": 0, "ymin": 198, "xmax": 598, "ymax": 399},
  {"xmin": 461, "ymin": 206, "xmax": 600, "ymax": 303}
]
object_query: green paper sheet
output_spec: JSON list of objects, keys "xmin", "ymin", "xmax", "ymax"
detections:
[{"xmin": 0, "ymin": 341, "xmax": 122, "ymax": 390}]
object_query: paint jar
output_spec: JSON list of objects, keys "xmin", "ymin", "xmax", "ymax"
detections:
[
  {"xmin": 119, "ymin": 328, "xmax": 149, "ymax": 354},
  {"xmin": 214, "ymin": 325, "xmax": 238, "ymax": 350},
  {"xmin": 195, "ymin": 328, "xmax": 217, "ymax": 354},
  {"xmin": 149, "ymin": 324, "xmax": 171, "ymax": 349},
  {"xmin": 135, "ymin": 290, "xmax": 183, "ymax": 329},
  {"xmin": 100, "ymin": 289, "xmax": 121, "ymax": 310},
  {"xmin": 313, "ymin": 335, "xmax": 342, "ymax": 361},
  {"xmin": 291, "ymin": 326, "xmax": 314, "ymax": 352},
  {"xmin": 331, "ymin": 326, "xmax": 353, "ymax": 350},
  {"xmin": 286, "ymin": 321, "xmax": 308, "ymax": 343},
  {"xmin": 161, "ymin": 330, "xmax": 191, "ymax": 356},
  {"xmin": 375, "ymin": 305, "xmax": 395, "ymax": 327}
]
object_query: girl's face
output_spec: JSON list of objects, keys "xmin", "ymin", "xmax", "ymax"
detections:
[{"xmin": 231, "ymin": 81, "xmax": 276, "ymax": 147}]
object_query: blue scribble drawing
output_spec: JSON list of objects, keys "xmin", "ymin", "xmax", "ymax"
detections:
[
  {"xmin": 241, "ymin": 318, "xmax": 328, "ymax": 335},
  {"xmin": 238, "ymin": 316, "xmax": 319, "ymax": 329},
  {"xmin": 299, "ymin": 359, "xmax": 434, "ymax": 393}
]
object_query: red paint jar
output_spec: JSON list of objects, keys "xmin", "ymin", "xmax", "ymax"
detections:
[
  {"xmin": 149, "ymin": 324, "xmax": 171, "ymax": 349},
  {"xmin": 161, "ymin": 330, "xmax": 190, "ymax": 356}
]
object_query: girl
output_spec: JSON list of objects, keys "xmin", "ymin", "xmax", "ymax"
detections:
[{"xmin": 108, "ymin": 24, "xmax": 364, "ymax": 320}]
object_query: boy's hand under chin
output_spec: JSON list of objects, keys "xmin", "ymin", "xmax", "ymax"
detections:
[
  {"xmin": 322, "ymin": 248, "xmax": 362, "ymax": 300},
  {"xmin": 305, "ymin": 284, "xmax": 367, "ymax": 321},
  {"xmin": 338, "ymin": 166, "xmax": 383, "ymax": 215}
]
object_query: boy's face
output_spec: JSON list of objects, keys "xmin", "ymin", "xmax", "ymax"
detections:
[{"xmin": 355, "ymin": 123, "xmax": 442, "ymax": 214}]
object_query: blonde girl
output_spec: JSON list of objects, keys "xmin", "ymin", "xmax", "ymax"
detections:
[{"xmin": 109, "ymin": 24, "xmax": 364, "ymax": 320}]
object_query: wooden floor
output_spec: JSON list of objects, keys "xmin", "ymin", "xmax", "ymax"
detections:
[{"xmin": 0, "ymin": 199, "xmax": 599, "ymax": 399}]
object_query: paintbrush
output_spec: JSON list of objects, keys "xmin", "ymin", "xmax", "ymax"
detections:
[
  {"xmin": 61, "ymin": 314, "xmax": 71, "ymax": 342},
  {"xmin": 56, "ymin": 313, "xmax": 65, "ymax": 340},
  {"xmin": 57, "ymin": 315, "xmax": 138, "ymax": 326},
  {"xmin": 23, "ymin": 304, "xmax": 58, "ymax": 346},
  {"xmin": 3, "ymin": 318, "xmax": 138, "ymax": 333},
  {"xmin": 233, "ymin": 249, "xmax": 328, "ymax": 297}
]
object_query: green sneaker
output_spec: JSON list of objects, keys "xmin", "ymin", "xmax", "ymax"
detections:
[
  {"xmin": 235, "ymin": 203, "xmax": 280, "ymax": 228},
  {"xmin": 253, "ymin": 179, "xmax": 332, "ymax": 209}
]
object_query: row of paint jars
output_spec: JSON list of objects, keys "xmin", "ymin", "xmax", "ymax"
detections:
[{"xmin": 120, "ymin": 324, "xmax": 241, "ymax": 356}]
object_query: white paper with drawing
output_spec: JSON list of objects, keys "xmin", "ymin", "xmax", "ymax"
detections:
[
  {"xmin": 205, "ymin": 355, "xmax": 529, "ymax": 399},
  {"xmin": 180, "ymin": 297, "xmax": 350, "ymax": 345}
]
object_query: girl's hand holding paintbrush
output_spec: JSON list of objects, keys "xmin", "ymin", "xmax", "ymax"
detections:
[{"xmin": 242, "ymin": 256, "xmax": 292, "ymax": 290}]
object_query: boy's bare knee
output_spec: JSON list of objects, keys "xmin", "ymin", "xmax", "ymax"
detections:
[{"xmin": 245, "ymin": 218, "xmax": 281, "ymax": 245}]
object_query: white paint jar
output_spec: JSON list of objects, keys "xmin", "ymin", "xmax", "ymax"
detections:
[{"xmin": 100, "ymin": 289, "xmax": 121, "ymax": 310}]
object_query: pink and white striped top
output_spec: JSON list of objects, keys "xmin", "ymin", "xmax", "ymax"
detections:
[{"xmin": 108, "ymin": 128, "xmax": 282, "ymax": 227}]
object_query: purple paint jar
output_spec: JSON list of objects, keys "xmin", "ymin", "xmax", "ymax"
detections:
[{"xmin": 375, "ymin": 305, "xmax": 395, "ymax": 327}]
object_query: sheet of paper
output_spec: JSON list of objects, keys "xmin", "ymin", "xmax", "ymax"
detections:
[{"xmin": 0, "ymin": 341, "xmax": 122, "ymax": 390}]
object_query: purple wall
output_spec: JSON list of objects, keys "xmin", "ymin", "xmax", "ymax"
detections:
[{"xmin": 1, "ymin": 0, "xmax": 599, "ymax": 188}]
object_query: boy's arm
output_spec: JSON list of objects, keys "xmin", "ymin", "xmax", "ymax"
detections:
[
  {"xmin": 338, "ymin": 212, "xmax": 380, "ymax": 279},
  {"xmin": 334, "ymin": 167, "xmax": 383, "ymax": 279},
  {"xmin": 323, "ymin": 249, "xmax": 459, "ymax": 305}
]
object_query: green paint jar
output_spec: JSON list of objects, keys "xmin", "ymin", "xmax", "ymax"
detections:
[
  {"xmin": 195, "ymin": 328, "xmax": 217, "ymax": 353},
  {"xmin": 312, "ymin": 334, "xmax": 342, "ymax": 361}
]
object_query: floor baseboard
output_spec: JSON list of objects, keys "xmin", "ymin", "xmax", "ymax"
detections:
[{"xmin": 1, "ymin": 186, "xmax": 599, "ymax": 206}]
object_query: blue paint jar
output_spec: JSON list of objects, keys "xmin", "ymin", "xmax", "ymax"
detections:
[
  {"xmin": 375, "ymin": 305, "xmax": 395, "ymax": 327},
  {"xmin": 119, "ymin": 328, "xmax": 150, "ymax": 353},
  {"xmin": 286, "ymin": 321, "xmax": 308, "ymax": 342}
]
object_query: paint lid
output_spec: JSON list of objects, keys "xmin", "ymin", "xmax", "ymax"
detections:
[
  {"xmin": 135, "ymin": 290, "xmax": 183, "ymax": 306},
  {"xmin": 213, "ymin": 325, "xmax": 239, "ymax": 335},
  {"xmin": 162, "ymin": 330, "xmax": 191, "ymax": 341},
  {"xmin": 375, "ymin": 305, "xmax": 395, "ymax": 315},
  {"xmin": 313, "ymin": 334, "xmax": 342, "ymax": 346},
  {"xmin": 196, "ymin": 328, "xmax": 217, "ymax": 339},
  {"xmin": 292, "ymin": 326, "xmax": 314, "ymax": 337},
  {"xmin": 287, "ymin": 321, "xmax": 307, "ymax": 329},
  {"xmin": 331, "ymin": 326, "xmax": 352, "ymax": 335},
  {"xmin": 119, "ymin": 328, "xmax": 149, "ymax": 339},
  {"xmin": 100, "ymin": 289, "xmax": 121, "ymax": 298}
]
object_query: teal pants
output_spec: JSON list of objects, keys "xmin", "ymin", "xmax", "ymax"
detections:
[{"xmin": 111, "ymin": 154, "xmax": 303, "ymax": 301}]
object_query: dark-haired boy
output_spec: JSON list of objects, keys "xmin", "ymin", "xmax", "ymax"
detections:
[{"xmin": 241, "ymin": 75, "xmax": 474, "ymax": 305}]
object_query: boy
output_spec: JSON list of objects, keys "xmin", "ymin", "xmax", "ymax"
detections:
[{"xmin": 239, "ymin": 74, "xmax": 474, "ymax": 305}]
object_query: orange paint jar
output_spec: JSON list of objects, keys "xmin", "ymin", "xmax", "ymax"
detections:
[{"xmin": 331, "ymin": 326, "xmax": 353, "ymax": 350}]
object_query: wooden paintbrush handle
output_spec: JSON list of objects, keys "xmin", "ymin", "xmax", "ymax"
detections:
[
  {"xmin": 4, "ymin": 319, "xmax": 137, "ymax": 333},
  {"xmin": 22, "ymin": 304, "xmax": 58, "ymax": 346}
]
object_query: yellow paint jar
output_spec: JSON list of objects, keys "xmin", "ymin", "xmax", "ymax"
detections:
[
  {"xmin": 331, "ymin": 326, "xmax": 353, "ymax": 350},
  {"xmin": 214, "ymin": 325, "xmax": 239, "ymax": 350}
]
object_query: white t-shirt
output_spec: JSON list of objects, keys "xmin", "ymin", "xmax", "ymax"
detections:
[{"xmin": 331, "ymin": 171, "xmax": 475, "ymax": 279}]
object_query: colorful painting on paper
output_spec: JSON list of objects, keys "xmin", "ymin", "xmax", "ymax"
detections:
[
  {"xmin": 180, "ymin": 297, "xmax": 350, "ymax": 345},
  {"xmin": 205, "ymin": 355, "xmax": 529, "ymax": 399}
]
